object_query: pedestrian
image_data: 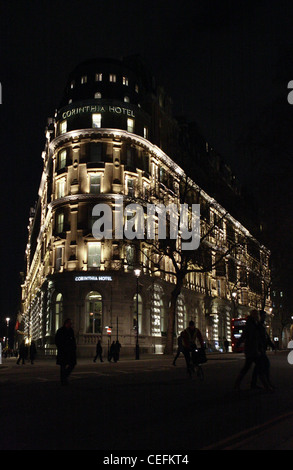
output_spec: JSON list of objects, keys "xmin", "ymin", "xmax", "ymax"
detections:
[
  {"xmin": 234, "ymin": 310, "xmax": 271, "ymax": 390},
  {"xmin": 55, "ymin": 318, "xmax": 76, "ymax": 385},
  {"xmin": 30, "ymin": 340, "xmax": 37, "ymax": 364},
  {"xmin": 16, "ymin": 341, "xmax": 27, "ymax": 365},
  {"xmin": 173, "ymin": 335, "xmax": 183, "ymax": 365},
  {"xmin": 108, "ymin": 341, "xmax": 116, "ymax": 362},
  {"xmin": 224, "ymin": 337, "xmax": 229, "ymax": 353},
  {"xmin": 93, "ymin": 339, "xmax": 103, "ymax": 363},
  {"xmin": 114, "ymin": 340, "xmax": 121, "ymax": 362},
  {"xmin": 251, "ymin": 310, "xmax": 275, "ymax": 390},
  {"xmin": 181, "ymin": 320, "xmax": 205, "ymax": 376}
]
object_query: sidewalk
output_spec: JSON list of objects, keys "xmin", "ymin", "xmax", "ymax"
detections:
[{"xmin": 0, "ymin": 350, "xmax": 239, "ymax": 368}]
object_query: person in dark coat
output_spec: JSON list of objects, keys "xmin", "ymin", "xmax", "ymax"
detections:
[
  {"xmin": 55, "ymin": 318, "xmax": 76, "ymax": 385},
  {"xmin": 114, "ymin": 340, "xmax": 121, "ymax": 362},
  {"xmin": 93, "ymin": 339, "xmax": 103, "ymax": 362},
  {"xmin": 234, "ymin": 310, "xmax": 270, "ymax": 390},
  {"xmin": 16, "ymin": 341, "xmax": 27, "ymax": 365},
  {"xmin": 251, "ymin": 310, "xmax": 275, "ymax": 389},
  {"xmin": 30, "ymin": 340, "xmax": 37, "ymax": 364},
  {"xmin": 108, "ymin": 341, "xmax": 116, "ymax": 362}
]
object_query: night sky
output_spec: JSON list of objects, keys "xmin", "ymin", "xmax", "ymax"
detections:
[{"xmin": 1, "ymin": 0, "xmax": 293, "ymax": 329}]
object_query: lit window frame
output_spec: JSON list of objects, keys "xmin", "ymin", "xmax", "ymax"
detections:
[{"xmin": 92, "ymin": 113, "xmax": 102, "ymax": 128}]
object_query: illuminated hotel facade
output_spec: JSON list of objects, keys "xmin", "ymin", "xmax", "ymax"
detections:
[{"xmin": 20, "ymin": 56, "xmax": 271, "ymax": 356}]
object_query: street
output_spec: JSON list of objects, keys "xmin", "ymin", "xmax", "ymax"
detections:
[{"xmin": 1, "ymin": 351, "xmax": 293, "ymax": 452}]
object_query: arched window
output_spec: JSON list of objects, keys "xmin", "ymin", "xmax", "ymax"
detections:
[
  {"xmin": 55, "ymin": 293, "xmax": 63, "ymax": 332},
  {"xmin": 85, "ymin": 291, "xmax": 102, "ymax": 333},
  {"xmin": 133, "ymin": 293, "xmax": 142, "ymax": 334}
]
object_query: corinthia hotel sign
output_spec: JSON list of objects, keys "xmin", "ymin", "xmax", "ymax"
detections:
[{"xmin": 61, "ymin": 104, "xmax": 135, "ymax": 120}]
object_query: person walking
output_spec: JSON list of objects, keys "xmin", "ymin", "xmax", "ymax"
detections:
[
  {"xmin": 251, "ymin": 310, "xmax": 275, "ymax": 390},
  {"xmin": 30, "ymin": 340, "xmax": 37, "ymax": 364},
  {"xmin": 55, "ymin": 318, "xmax": 76, "ymax": 385},
  {"xmin": 16, "ymin": 341, "xmax": 27, "ymax": 365},
  {"xmin": 114, "ymin": 340, "xmax": 121, "ymax": 362},
  {"xmin": 108, "ymin": 341, "xmax": 116, "ymax": 362},
  {"xmin": 173, "ymin": 335, "xmax": 183, "ymax": 365},
  {"xmin": 234, "ymin": 310, "xmax": 271, "ymax": 390},
  {"xmin": 181, "ymin": 320, "xmax": 205, "ymax": 376},
  {"xmin": 224, "ymin": 337, "xmax": 229, "ymax": 353},
  {"xmin": 93, "ymin": 339, "xmax": 103, "ymax": 363}
]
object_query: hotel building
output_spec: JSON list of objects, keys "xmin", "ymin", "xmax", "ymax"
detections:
[{"xmin": 20, "ymin": 56, "xmax": 271, "ymax": 356}]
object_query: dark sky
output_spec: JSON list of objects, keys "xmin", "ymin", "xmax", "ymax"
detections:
[{"xmin": 1, "ymin": 0, "xmax": 293, "ymax": 325}]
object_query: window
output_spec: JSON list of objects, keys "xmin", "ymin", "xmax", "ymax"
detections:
[
  {"xmin": 55, "ymin": 247, "xmax": 63, "ymax": 272},
  {"xmin": 58, "ymin": 149, "xmax": 67, "ymax": 169},
  {"xmin": 143, "ymin": 126, "xmax": 148, "ymax": 139},
  {"xmin": 109, "ymin": 74, "xmax": 116, "ymax": 82},
  {"xmin": 92, "ymin": 113, "xmax": 102, "ymax": 128},
  {"xmin": 81, "ymin": 75, "xmax": 87, "ymax": 84},
  {"xmin": 127, "ymin": 118, "xmax": 134, "ymax": 133},
  {"xmin": 90, "ymin": 174, "xmax": 101, "ymax": 193},
  {"xmin": 94, "ymin": 92, "xmax": 102, "ymax": 99},
  {"xmin": 85, "ymin": 291, "xmax": 102, "ymax": 334},
  {"xmin": 151, "ymin": 284, "xmax": 164, "ymax": 336},
  {"xmin": 56, "ymin": 212, "xmax": 64, "ymax": 233},
  {"xmin": 95, "ymin": 73, "xmax": 102, "ymax": 81},
  {"xmin": 135, "ymin": 84, "xmax": 139, "ymax": 93},
  {"xmin": 88, "ymin": 242, "xmax": 101, "ymax": 268},
  {"xmin": 70, "ymin": 81, "xmax": 75, "ymax": 89},
  {"xmin": 90, "ymin": 142, "xmax": 102, "ymax": 162},
  {"xmin": 124, "ymin": 96, "xmax": 130, "ymax": 103},
  {"xmin": 133, "ymin": 293, "xmax": 142, "ymax": 334},
  {"xmin": 68, "ymin": 99, "xmax": 72, "ymax": 104},
  {"xmin": 55, "ymin": 293, "xmax": 63, "ymax": 332},
  {"xmin": 60, "ymin": 120, "xmax": 67, "ymax": 134},
  {"xmin": 125, "ymin": 244, "xmax": 135, "ymax": 269},
  {"xmin": 127, "ymin": 178, "xmax": 134, "ymax": 197},
  {"xmin": 123, "ymin": 76, "xmax": 128, "ymax": 86},
  {"xmin": 57, "ymin": 179, "xmax": 66, "ymax": 198}
]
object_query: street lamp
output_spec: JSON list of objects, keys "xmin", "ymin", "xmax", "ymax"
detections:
[
  {"xmin": 134, "ymin": 268, "xmax": 141, "ymax": 360},
  {"xmin": 5, "ymin": 318, "xmax": 10, "ymax": 348}
]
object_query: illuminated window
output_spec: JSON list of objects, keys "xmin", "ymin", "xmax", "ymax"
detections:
[
  {"xmin": 90, "ymin": 174, "xmax": 101, "ymax": 194},
  {"xmin": 68, "ymin": 99, "xmax": 72, "ymax": 104},
  {"xmin": 124, "ymin": 96, "xmax": 130, "ymax": 103},
  {"xmin": 127, "ymin": 178, "xmax": 134, "ymax": 197},
  {"xmin": 95, "ymin": 73, "xmax": 102, "ymax": 81},
  {"xmin": 70, "ymin": 81, "xmax": 75, "ymax": 89},
  {"xmin": 125, "ymin": 244, "xmax": 135, "ymax": 270},
  {"xmin": 85, "ymin": 291, "xmax": 102, "ymax": 334},
  {"xmin": 94, "ymin": 92, "xmax": 102, "ymax": 99},
  {"xmin": 55, "ymin": 247, "xmax": 63, "ymax": 272},
  {"xmin": 56, "ymin": 212, "xmax": 64, "ymax": 233},
  {"xmin": 133, "ymin": 293, "xmax": 142, "ymax": 333},
  {"xmin": 150, "ymin": 284, "xmax": 164, "ymax": 336},
  {"xmin": 88, "ymin": 242, "xmax": 101, "ymax": 268},
  {"xmin": 127, "ymin": 118, "xmax": 135, "ymax": 133},
  {"xmin": 143, "ymin": 126, "xmax": 148, "ymax": 139},
  {"xmin": 109, "ymin": 74, "xmax": 116, "ymax": 82},
  {"xmin": 92, "ymin": 113, "xmax": 102, "ymax": 128},
  {"xmin": 135, "ymin": 84, "xmax": 139, "ymax": 93},
  {"xmin": 57, "ymin": 179, "xmax": 66, "ymax": 198},
  {"xmin": 60, "ymin": 120, "xmax": 67, "ymax": 134},
  {"xmin": 123, "ymin": 76, "xmax": 128, "ymax": 86},
  {"xmin": 81, "ymin": 75, "xmax": 87, "ymax": 84},
  {"xmin": 55, "ymin": 293, "xmax": 63, "ymax": 332},
  {"xmin": 58, "ymin": 149, "xmax": 67, "ymax": 169}
]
